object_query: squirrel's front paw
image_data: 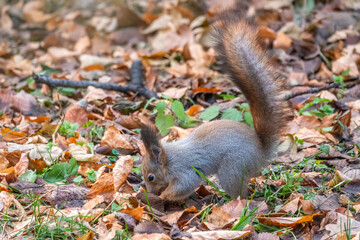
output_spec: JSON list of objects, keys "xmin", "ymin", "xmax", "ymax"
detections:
[{"xmin": 159, "ymin": 190, "xmax": 176, "ymax": 201}]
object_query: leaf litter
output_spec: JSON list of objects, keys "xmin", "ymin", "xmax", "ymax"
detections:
[{"xmin": 0, "ymin": 0, "xmax": 360, "ymax": 239}]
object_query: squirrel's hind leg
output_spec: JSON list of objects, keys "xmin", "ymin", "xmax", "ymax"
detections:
[{"xmin": 217, "ymin": 162, "xmax": 249, "ymax": 199}]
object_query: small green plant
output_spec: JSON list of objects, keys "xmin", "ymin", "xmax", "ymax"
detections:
[
  {"xmin": 238, "ymin": 103, "xmax": 253, "ymax": 127},
  {"xmin": 111, "ymin": 202, "xmax": 124, "ymax": 212},
  {"xmin": 45, "ymin": 141, "xmax": 57, "ymax": 163},
  {"xmin": 219, "ymin": 93, "xmax": 237, "ymax": 100},
  {"xmin": 199, "ymin": 105, "xmax": 220, "ymax": 121},
  {"xmin": 298, "ymin": 97, "xmax": 334, "ymax": 119},
  {"xmin": 221, "ymin": 108, "xmax": 243, "ymax": 122},
  {"xmin": 19, "ymin": 170, "xmax": 37, "ymax": 183},
  {"xmin": 319, "ymin": 143, "xmax": 330, "ymax": 155},
  {"xmin": 295, "ymin": 136, "xmax": 304, "ymax": 145},
  {"xmin": 42, "ymin": 158, "xmax": 79, "ymax": 184},
  {"xmin": 333, "ymin": 70, "xmax": 349, "ymax": 89},
  {"xmin": 58, "ymin": 121, "xmax": 79, "ymax": 138},
  {"xmin": 83, "ymin": 121, "xmax": 105, "ymax": 142},
  {"xmin": 155, "ymin": 101, "xmax": 175, "ymax": 135},
  {"xmin": 231, "ymin": 194, "xmax": 259, "ymax": 231},
  {"xmin": 86, "ymin": 169, "xmax": 97, "ymax": 183},
  {"xmin": 115, "ymin": 227, "xmax": 133, "ymax": 240},
  {"xmin": 171, "ymin": 100, "xmax": 198, "ymax": 128},
  {"xmin": 143, "ymin": 189, "xmax": 155, "ymax": 219},
  {"xmin": 199, "ymin": 204, "xmax": 213, "ymax": 223},
  {"xmin": 73, "ymin": 175, "xmax": 84, "ymax": 184},
  {"xmin": 333, "ymin": 70, "xmax": 349, "ymax": 98}
]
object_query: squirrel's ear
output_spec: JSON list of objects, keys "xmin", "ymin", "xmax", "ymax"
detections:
[
  {"xmin": 150, "ymin": 145, "xmax": 162, "ymax": 162},
  {"xmin": 140, "ymin": 124, "xmax": 161, "ymax": 150},
  {"xmin": 140, "ymin": 124, "xmax": 167, "ymax": 166}
]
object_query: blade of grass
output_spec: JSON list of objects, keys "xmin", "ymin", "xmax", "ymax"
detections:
[{"xmin": 192, "ymin": 166, "xmax": 230, "ymax": 202}]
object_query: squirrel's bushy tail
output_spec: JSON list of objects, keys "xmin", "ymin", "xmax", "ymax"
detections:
[{"xmin": 213, "ymin": 19, "xmax": 291, "ymax": 152}]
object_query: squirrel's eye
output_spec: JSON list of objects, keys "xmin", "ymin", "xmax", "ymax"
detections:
[{"xmin": 148, "ymin": 174, "xmax": 155, "ymax": 182}]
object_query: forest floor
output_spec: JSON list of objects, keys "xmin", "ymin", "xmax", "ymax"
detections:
[{"xmin": 0, "ymin": 0, "xmax": 360, "ymax": 239}]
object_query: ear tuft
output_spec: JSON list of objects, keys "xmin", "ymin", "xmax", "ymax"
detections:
[
  {"xmin": 150, "ymin": 145, "xmax": 162, "ymax": 159},
  {"xmin": 140, "ymin": 124, "xmax": 161, "ymax": 150}
]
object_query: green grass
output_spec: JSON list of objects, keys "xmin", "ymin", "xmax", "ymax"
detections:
[{"xmin": 3, "ymin": 191, "xmax": 93, "ymax": 239}]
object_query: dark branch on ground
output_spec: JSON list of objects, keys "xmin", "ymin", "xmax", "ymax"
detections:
[
  {"xmin": 284, "ymin": 82, "xmax": 340, "ymax": 100},
  {"xmin": 285, "ymin": 76, "xmax": 360, "ymax": 100},
  {"xmin": 33, "ymin": 60, "xmax": 158, "ymax": 99}
]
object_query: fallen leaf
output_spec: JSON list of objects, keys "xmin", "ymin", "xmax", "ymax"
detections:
[
  {"xmin": 87, "ymin": 172, "xmax": 114, "ymax": 197},
  {"xmin": 100, "ymin": 125, "xmax": 136, "ymax": 152},
  {"xmin": 113, "ymin": 155, "xmax": 134, "ymax": 190},
  {"xmin": 68, "ymin": 143, "xmax": 103, "ymax": 162},
  {"xmin": 257, "ymin": 213, "xmax": 321, "ymax": 228}
]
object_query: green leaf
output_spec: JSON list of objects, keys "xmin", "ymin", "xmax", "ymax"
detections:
[
  {"xmin": 58, "ymin": 87, "xmax": 76, "ymax": 96},
  {"xmin": 73, "ymin": 175, "xmax": 84, "ymax": 183},
  {"xmin": 19, "ymin": 170, "xmax": 37, "ymax": 183},
  {"xmin": 319, "ymin": 144, "xmax": 330, "ymax": 155},
  {"xmin": 319, "ymin": 104, "xmax": 335, "ymax": 115},
  {"xmin": 43, "ymin": 158, "xmax": 79, "ymax": 184},
  {"xmin": 171, "ymin": 100, "xmax": 187, "ymax": 121},
  {"xmin": 86, "ymin": 169, "xmax": 97, "ymax": 182},
  {"xmin": 199, "ymin": 105, "xmax": 220, "ymax": 121},
  {"xmin": 298, "ymin": 98, "xmax": 331, "ymax": 115},
  {"xmin": 156, "ymin": 101, "xmax": 166, "ymax": 115},
  {"xmin": 155, "ymin": 113, "xmax": 174, "ymax": 136},
  {"xmin": 221, "ymin": 108, "xmax": 243, "ymax": 122},
  {"xmin": 244, "ymin": 111, "xmax": 254, "ymax": 127},
  {"xmin": 219, "ymin": 93, "xmax": 236, "ymax": 100}
]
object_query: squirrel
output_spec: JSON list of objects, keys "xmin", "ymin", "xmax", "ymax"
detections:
[{"xmin": 140, "ymin": 16, "xmax": 291, "ymax": 201}]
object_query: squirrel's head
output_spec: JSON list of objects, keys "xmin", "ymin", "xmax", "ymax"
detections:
[{"xmin": 140, "ymin": 124, "xmax": 169, "ymax": 195}]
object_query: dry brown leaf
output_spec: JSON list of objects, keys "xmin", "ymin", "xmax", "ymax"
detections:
[
  {"xmin": 294, "ymin": 128, "xmax": 328, "ymax": 144},
  {"xmin": 162, "ymin": 87, "xmax": 188, "ymax": 99},
  {"xmin": 187, "ymin": 104, "xmax": 204, "ymax": 117},
  {"xmin": 167, "ymin": 126, "xmax": 193, "ymax": 141},
  {"xmin": 68, "ymin": 143, "xmax": 103, "ymax": 162},
  {"xmin": 279, "ymin": 197, "xmax": 301, "ymax": 214},
  {"xmin": 86, "ymin": 172, "xmax": 114, "ymax": 197},
  {"xmin": 23, "ymin": 0, "xmax": 53, "ymax": 23},
  {"xmin": 113, "ymin": 155, "xmax": 134, "ymax": 191},
  {"xmin": 132, "ymin": 233, "xmax": 171, "ymax": 240},
  {"xmin": 326, "ymin": 170, "xmax": 352, "ymax": 187},
  {"xmin": 84, "ymin": 86, "xmax": 108, "ymax": 102},
  {"xmin": 64, "ymin": 103, "xmax": 89, "ymax": 132},
  {"xmin": 0, "ymin": 155, "xmax": 9, "ymax": 171},
  {"xmin": 96, "ymin": 213, "xmax": 123, "ymax": 240},
  {"xmin": 325, "ymin": 212, "xmax": 360, "ymax": 236},
  {"xmin": 100, "ymin": 125, "xmax": 135, "ymax": 151},
  {"xmin": 332, "ymin": 43, "xmax": 360, "ymax": 76},
  {"xmin": 301, "ymin": 200, "xmax": 315, "ymax": 215},
  {"xmin": 274, "ymin": 32, "xmax": 292, "ymax": 50},
  {"xmin": 184, "ymin": 229, "xmax": 250, "ymax": 240},
  {"xmin": 83, "ymin": 195, "xmax": 105, "ymax": 210},
  {"xmin": 257, "ymin": 213, "xmax": 321, "ymax": 228},
  {"xmin": 14, "ymin": 152, "xmax": 29, "ymax": 177},
  {"xmin": 28, "ymin": 144, "xmax": 62, "ymax": 166},
  {"xmin": 208, "ymin": 207, "xmax": 231, "ymax": 228},
  {"xmin": 120, "ymin": 206, "xmax": 144, "ymax": 221},
  {"xmin": 48, "ymin": 47, "xmax": 79, "ymax": 60},
  {"xmin": 79, "ymin": 54, "xmax": 114, "ymax": 68}
]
